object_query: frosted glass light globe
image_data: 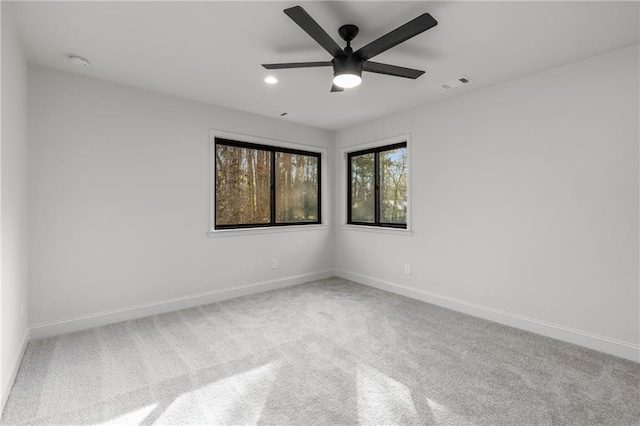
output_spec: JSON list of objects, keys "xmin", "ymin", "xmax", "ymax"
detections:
[{"xmin": 333, "ymin": 73, "xmax": 362, "ymax": 89}]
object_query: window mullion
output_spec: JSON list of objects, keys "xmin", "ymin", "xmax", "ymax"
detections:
[
  {"xmin": 347, "ymin": 153, "xmax": 353, "ymax": 224},
  {"xmin": 270, "ymin": 148, "xmax": 276, "ymax": 225},
  {"xmin": 374, "ymin": 151, "xmax": 380, "ymax": 225}
]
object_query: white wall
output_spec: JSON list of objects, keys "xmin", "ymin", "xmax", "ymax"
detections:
[
  {"xmin": 1, "ymin": 4, "xmax": 30, "ymax": 411},
  {"xmin": 23, "ymin": 42, "xmax": 640, "ymax": 362},
  {"xmin": 335, "ymin": 45, "xmax": 639, "ymax": 361},
  {"xmin": 28, "ymin": 66, "xmax": 334, "ymax": 335}
]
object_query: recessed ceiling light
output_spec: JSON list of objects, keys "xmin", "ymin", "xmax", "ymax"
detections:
[
  {"xmin": 264, "ymin": 76, "xmax": 278, "ymax": 84},
  {"xmin": 69, "ymin": 55, "xmax": 90, "ymax": 67}
]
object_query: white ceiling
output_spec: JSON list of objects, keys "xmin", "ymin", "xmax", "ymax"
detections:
[{"xmin": 8, "ymin": 1, "xmax": 639, "ymax": 130}]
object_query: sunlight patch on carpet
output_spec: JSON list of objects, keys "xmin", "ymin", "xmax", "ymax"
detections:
[
  {"xmin": 98, "ymin": 403, "xmax": 158, "ymax": 425},
  {"xmin": 357, "ymin": 363, "xmax": 418, "ymax": 424},
  {"xmin": 426, "ymin": 397, "xmax": 476, "ymax": 425},
  {"xmin": 155, "ymin": 361, "xmax": 282, "ymax": 424}
]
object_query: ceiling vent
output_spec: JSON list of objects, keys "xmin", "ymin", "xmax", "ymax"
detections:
[{"xmin": 440, "ymin": 76, "xmax": 472, "ymax": 90}]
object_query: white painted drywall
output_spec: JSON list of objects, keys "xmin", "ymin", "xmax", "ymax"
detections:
[
  {"xmin": 335, "ymin": 45, "xmax": 639, "ymax": 350},
  {"xmin": 1, "ymin": 4, "xmax": 30, "ymax": 411},
  {"xmin": 23, "ymin": 41, "xmax": 640, "ymax": 361},
  {"xmin": 28, "ymin": 66, "xmax": 334, "ymax": 327}
]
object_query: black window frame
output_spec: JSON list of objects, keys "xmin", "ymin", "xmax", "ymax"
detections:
[
  {"xmin": 347, "ymin": 142, "xmax": 407, "ymax": 229},
  {"xmin": 214, "ymin": 137, "xmax": 322, "ymax": 230}
]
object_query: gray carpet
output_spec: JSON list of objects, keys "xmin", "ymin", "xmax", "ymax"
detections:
[{"xmin": 2, "ymin": 277, "xmax": 639, "ymax": 425}]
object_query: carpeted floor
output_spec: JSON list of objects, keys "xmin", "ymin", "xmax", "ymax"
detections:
[{"xmin": 2, "ymin": 277, "xmax": 639, "ymax": 425}]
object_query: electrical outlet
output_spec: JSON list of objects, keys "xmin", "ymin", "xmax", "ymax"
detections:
[
  {"xmin": 404, "ymin": 264, "xmax": 412, "ymax": 275},
  {"xmin": 272, "ymin": 259, "xmax": 278, "ymax": 269}
]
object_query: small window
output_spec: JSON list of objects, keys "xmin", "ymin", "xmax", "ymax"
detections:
[
  {"xmin": 215, "ymin": 138, "xmax": 321, "ymax": 229},
  {"xmin": 347, "ymin": 142, "xmax": 407, "ymax": 228}
]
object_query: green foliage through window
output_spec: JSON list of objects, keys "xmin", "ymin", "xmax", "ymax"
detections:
[
  {"xmin": 348, "ymin": 142, "xmax": 407, "ymax": 228},
  {"xmin": 215, "ymin": 138, "xmax": 320, "ymax": 229}
]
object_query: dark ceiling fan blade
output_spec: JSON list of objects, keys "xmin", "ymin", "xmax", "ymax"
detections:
[
  {"xmin": 354, "ymin": 13, "xmax": 437, "ymax": 61},
  {"xmin": 363, "ymin": 61, "xmax": 425, "ymax": 79},
  {"xmin": 331, "ymin": 84, "xmax": 344, "ymax": 92},
  {"xmin": 262, "ymin": 61, "xmax": 332, "ymax": 69},
  {"xmin": 284, "ymin": 6, "xmax": 345, "ymax": 58}
]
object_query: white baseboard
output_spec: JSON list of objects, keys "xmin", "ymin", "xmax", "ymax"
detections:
[
  {"xmin": 335, "ymin": 269, "xmax": 640, "ymax": 363},
  {"xmin": 26, "ymin": 269, "xmax": 640, "ymax": 362},
  {"xmin": 1, "ymin": 330, "xmax": 29, "ymax": 418},
  {"xmin": 30, "ymin": 269, "xmax": 334, "ymax": 340}
]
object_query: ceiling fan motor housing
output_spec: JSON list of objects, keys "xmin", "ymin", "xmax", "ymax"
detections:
[{"xmin": 332, "ymin": 54, "xmax": 363, "ymax": 79}]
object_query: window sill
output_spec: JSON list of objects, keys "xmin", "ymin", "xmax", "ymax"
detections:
[
  {"xmin": 208, "ymin": 224, "xmax": 329, "ymax": 238},
  {"xmin": 340, "ymin": 224, "xmax": 413, "ymax": 236}
]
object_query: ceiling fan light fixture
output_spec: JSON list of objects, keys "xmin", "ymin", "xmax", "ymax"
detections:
[
  {"xmin": 332, "ymin": 55, "xmax": 363, "ymax": 89},
  {"xmin": 333, "ymin": 73, "xmax": 361, "ymax": 89}
]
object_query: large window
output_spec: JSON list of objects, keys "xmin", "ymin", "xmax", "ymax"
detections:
[
  {"xmin": 348, "ymin": 142, "xmax": 407, "ymax": 228},
  {"xmin": 214, "ymin": 138, "xmax": 321, "ymax": 229}
]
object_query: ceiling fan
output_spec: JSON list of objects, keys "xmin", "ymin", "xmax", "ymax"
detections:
[{"xmin": 262, "ymin": 6, "xmax": 438, "ymax": 92}]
